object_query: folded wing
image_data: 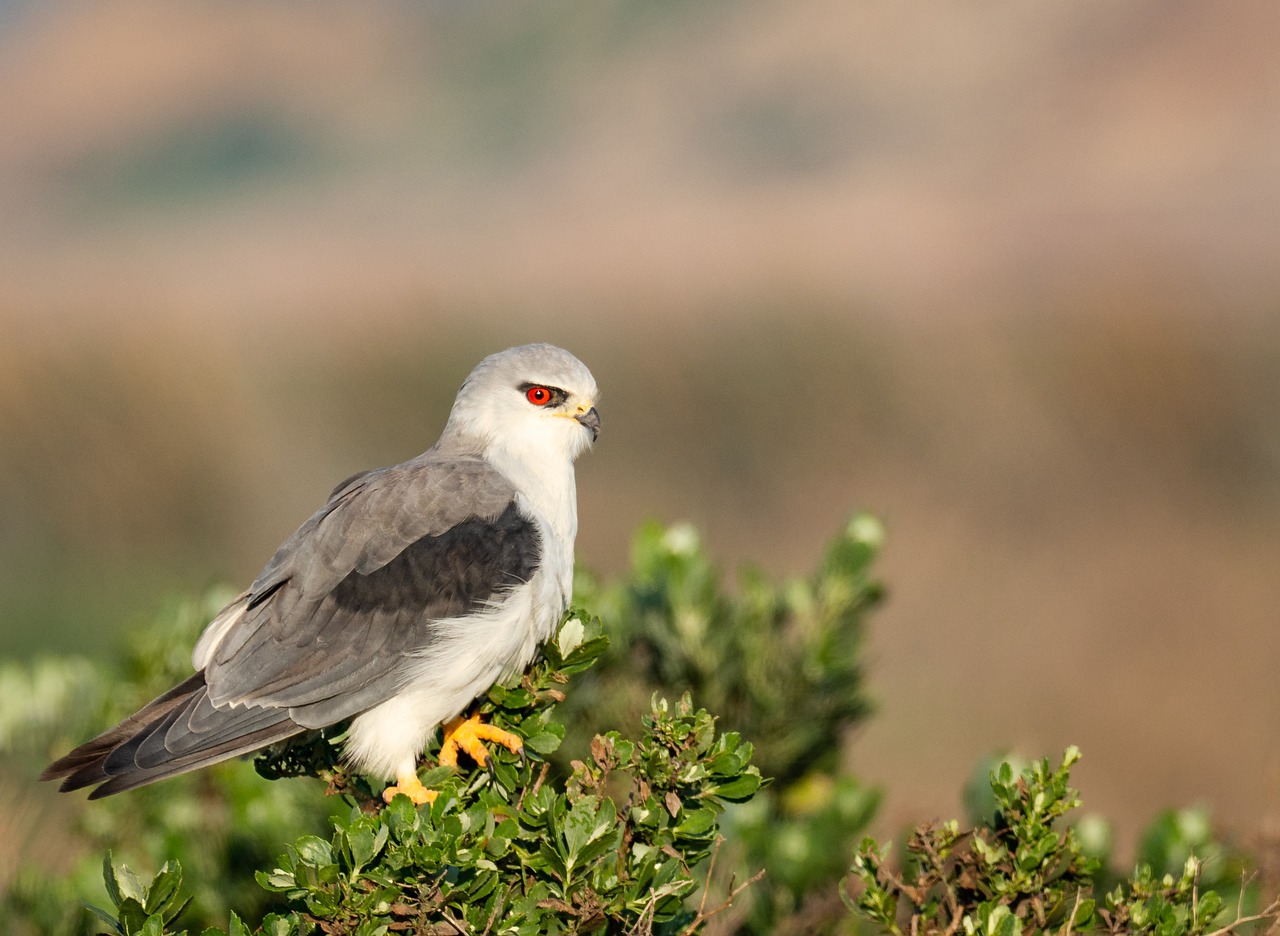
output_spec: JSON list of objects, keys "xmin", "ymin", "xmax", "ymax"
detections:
[{"xmin": 42, "ymin": 452, "xmax": 541, "ymax": 798}]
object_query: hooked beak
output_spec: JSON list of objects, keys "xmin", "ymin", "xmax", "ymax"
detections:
[{"xmin": 575, "ymin": 406, "xmax": 601, "ymax": 442}]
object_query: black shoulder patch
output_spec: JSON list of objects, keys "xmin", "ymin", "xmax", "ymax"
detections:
[{"xmin": 328, "ymin": 502, "xmax": 541, "ymax": 620}]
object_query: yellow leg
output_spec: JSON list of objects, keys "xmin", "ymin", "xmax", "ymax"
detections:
[
  {"xmin": 438, "ymin": 713, "xmax": 523, "ymax": 768},
  {"xmin": 382, "ymin": 772, "xmax": 438, "ymax": 806}
]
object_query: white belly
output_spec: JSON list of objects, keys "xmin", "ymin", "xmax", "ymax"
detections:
[{"xmin": 342, "ymin": 569, "xmax": 565, "ymax": 779}]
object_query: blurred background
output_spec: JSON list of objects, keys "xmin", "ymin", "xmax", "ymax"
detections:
[{"xmin": 2, "ymin": 0, "xmax": 1279, "ymax": 860}]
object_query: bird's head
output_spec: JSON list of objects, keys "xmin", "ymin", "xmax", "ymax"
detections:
[{"xmin": 443, "ymin": 344, "xmax": 600, "ymax": 463}]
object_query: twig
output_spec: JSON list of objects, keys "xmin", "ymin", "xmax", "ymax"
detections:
[
  {"xmin": 1061, "ymin": 887, "xmax": 1083, "ymax": 936},
  {"xmin": 694, "ymin": 836, "xmax": 724, "ymax": 922},
  {"xmin": 919, "ymin": 827, "xmax": 962, "ymax": 928},
  {"xmin": 516, "ymin": 762, "xmax": 550, "ymax": 811},
  {"xmin": 1203, "ymin": 894, "xmax": 1280, "ymax": 936},
  {"xmin": 678, "ymin": 867, "xmax": 766, "ymax": 936},
  {"xmin": 624, "ymin": 893, "xmax": 658, "ymax": 936},
  {"xmin": 940, "ymin": 903, "xmax": 964, "ymax": 936},
  {"xmin": 478, "ymin": 885, "xmax": 510, "ymax": 936}
]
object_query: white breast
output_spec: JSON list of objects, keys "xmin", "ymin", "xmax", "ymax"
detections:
[
  {"xmin": 344, "ymin": 436, "xmax": 580, "ymax": 780},
  {"xmin": 341, "ymin": 510, "xmax": 570, "ymax": 780}
]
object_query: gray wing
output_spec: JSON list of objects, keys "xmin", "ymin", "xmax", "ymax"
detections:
[
  {"xmin": 43, "ymin": 451, "xmax": 542, "ymax": 797},
  {"xmin": 202, "ymin": 452, "xmax": 541, "ymax": 725}
]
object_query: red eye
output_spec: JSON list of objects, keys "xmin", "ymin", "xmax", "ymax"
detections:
[{"xmin": 526, "ymin": 386, "xmax": 552, "ymax": 406}]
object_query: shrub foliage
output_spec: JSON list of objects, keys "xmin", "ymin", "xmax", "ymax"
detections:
[
  {"xmin": 3, "ymin": 515, "xmax": 1275, "ymax": 935},
  {"xmin": 848, "ymin": 748, "xmax": 1279, "ymax": 936}
]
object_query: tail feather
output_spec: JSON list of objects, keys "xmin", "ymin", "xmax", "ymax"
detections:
[
  {"xmin": 40, "ymin": 673, "xmax": 208, "ymax": 781},
  {"xmin": 41, "ymin": 671, "xmax": 306, "ymax": 797},
  {"xmin": 86, "ymin": 721, "xmax": 304, "ymax": 799}
]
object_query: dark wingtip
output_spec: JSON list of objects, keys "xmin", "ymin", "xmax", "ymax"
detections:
[
  {"xmin": 41, "ymin": 740, "xmax": 115, "ymax": 783},
  {"xmin": 40, "ymin": 671, "xmax": 210, "ymax": 795},
  {"xmin": 40, "ymin": 671, "xmax": 306, "ymax": 800},
  {"xmin": 86, "ymin": 781, "xmax": 120, "ymax": 800},
  {"xmin": 41, "ymin": 751, "xmax": 78, "ymax": 781}
]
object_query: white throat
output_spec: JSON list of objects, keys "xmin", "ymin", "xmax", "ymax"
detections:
[
  {"xmin": 484, "ymin": 442, "xmax": 578, "ymax": 545},
  {"xmin": 484, "ymin": 439, "xmax": 579, "ymax": 615}
]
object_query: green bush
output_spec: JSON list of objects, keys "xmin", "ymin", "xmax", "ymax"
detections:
[
  {"xmin": 567, "ymin": 515, "xmax": 884, "ymax": 932},
  {"xmin": 3, "ymin": 516, "xmax": 1274, "ymax": 935},
  {"xmin": 848, "ymin": 749, "xmax": 1279, "ymax": 936},
  {"xmin": 1, "ymin": 591, "xmax": 348, "ymax": 934},
  {"xmin": 2, "ymin": 512, "xmax": 880, "ymax": 934},
  {"xmin": 11, "ymin": 610, "xmax": 765, "ymax": 936}
]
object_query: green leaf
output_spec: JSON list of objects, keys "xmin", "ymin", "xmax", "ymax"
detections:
[
  {"xmin": 498, "ymin": 687, "xmax": 535, "ymax": 709},
  {"xmin": 1073, "ymin": 897, "xmax": 1096, "ymax": 927},
  {"xmin": 104, "ymin": 852, "xmax": 147, "ymax": 908},
  {"xmin": 556, "ymin": 616, "xmax": 585, "ymax": 658},
  {"xmin": 260, "ymin": 914, "xmax": 300, "ymax": 936},
  {"xmin": 116, "ymin": 897, "xmax": 149, "ymax": 934},
  {"xmin": 708, "ymin": 750, "xmax": 743, "ymax": 776},
  {"xmin": 256, "ymin": 868, "xmax": 297, "ymax": 892},
  {"xmin": 142, "ymin": 860, "xmax": 183, "ymax": 916},
  {"xmin": 560, "ymin": 635, "xmax": 611, "ymax": 674},
  {"xmin": 674, "ymin": 806, "xmax": 717, "ymax": 838},
  {"xmin": 85, "ymin": 903, "xmax": 124, "ymax": 935},
  {"xmin": 712, "ymin": 771, "xmax": 762, "ymax": 801},
  {"xmin": 293, "ymin": 835, "xmax": 334, "ymax": 868},
  {"xmin": 562, "ymin": 796, "xmax": 615, "ymax": 865},
  {"xmin": 102, "ymin": 852, "xmax": 124, "ymax": 909},
  {"xmin": 522, "ymin": 720, "xmax": 565, "ymax": 755},
  {"xmin": 523, "ymin": 729, "xmax": 563, "ymax": 755},
  {"xmin": 347, "ymin": 820, "xmax": 389, "ymax": 873},
  {"xmin": 986, "ymin": 904, "xmax": 1022, "ymax": 936},
  {"xmin": 419, "ymin": 765, "xmax": 454, "ymax": 788},
  {"xmin": 384, "ymin": 793, "xmax": 420, "ymax": 838}
]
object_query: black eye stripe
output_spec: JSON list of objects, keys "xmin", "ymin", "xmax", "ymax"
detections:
[{"xmin": 518, "ymin": 382, "xmax": 569, "ymax": 406}]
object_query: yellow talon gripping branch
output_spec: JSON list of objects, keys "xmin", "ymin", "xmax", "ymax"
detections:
[
  {"xmin": 382, "ymin": 773, "xmax": 438, "ymax": 806},
  {"xmin": 438, "ymin": 713, "xmax": 524, "ymax": 768},
  {"xmin": 381, "ymin": 713, "xmax": 523, "ymax": 805}
]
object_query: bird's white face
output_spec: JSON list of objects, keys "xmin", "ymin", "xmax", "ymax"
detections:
[{"xmin": 445, "ymin": 344, "xmax": 600, "ymax": 463}]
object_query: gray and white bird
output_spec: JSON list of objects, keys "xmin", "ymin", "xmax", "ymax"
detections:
[{"xmin": 43, "ymin": 343, "xmax": 600, "ymax": 804}]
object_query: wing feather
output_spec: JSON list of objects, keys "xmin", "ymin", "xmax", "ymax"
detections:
[
  {"xmin": 47, "ymin": 449, "xmax": 543, "ymax": 797},
  {"xmin": 202, "ymin": 455, "xmax": 539, "ymax": 716}
]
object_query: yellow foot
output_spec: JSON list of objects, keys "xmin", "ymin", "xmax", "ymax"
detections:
[
  {"xmin": 438, "ymin": 713, "xmax": 523, "ymax": 769},
  {"xmin": 382, "ymin": 773, "xmax": 438, "ymax": 806}
]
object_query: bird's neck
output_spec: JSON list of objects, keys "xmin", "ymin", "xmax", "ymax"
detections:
[
  {"xmin": 484, "ymin": 445, "xmax": 579, "ymax": 546},
  {"xmin": 485, "ymin": 444, "xmax": 579, "ymax": 615}
]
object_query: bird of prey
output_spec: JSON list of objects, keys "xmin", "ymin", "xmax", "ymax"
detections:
[{"xmin": 43, "ymin": 343, "xmax": 600, "ymax": 805}]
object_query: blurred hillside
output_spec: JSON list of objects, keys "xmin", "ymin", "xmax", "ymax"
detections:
[{"xmin": 2, "ymin": 0, "xmax": 1279, "ymax": 856}]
